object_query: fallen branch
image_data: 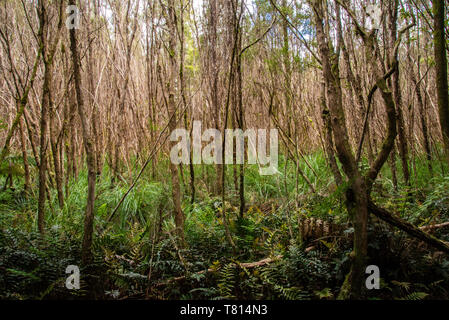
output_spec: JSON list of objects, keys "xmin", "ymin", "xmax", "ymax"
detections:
[
  {"xmin": 155, "ymin": 255, "xmax": 283, "ymax": 287},
  {"xmin": 236, "ymin": 255, "xmax": 283, "ymax": 269},
  {"xmin": 368, "ymin": 200, "xmax": 449, "ymax": 254},
  {"xmin": 420, "ymin": 222, "xmax": 449, "ymax": 231}
]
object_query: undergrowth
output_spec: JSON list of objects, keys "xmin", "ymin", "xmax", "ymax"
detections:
[{"xmin": 1, "ymin": 152, "xmax": 449, "ymax": 300}]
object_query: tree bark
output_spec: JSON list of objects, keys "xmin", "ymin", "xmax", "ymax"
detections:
[
  {"xmin": 312, "ymin": 0, "xmax": 368, "ymax": 299},
  {"xmin": 433, "ymin": 0, "xmax": 449, "ymax": 164},
  {"xmin": 69, "ymin": 0, "xmax": 97, "ymax": 265},
  {"xmin": 18, "ymin": 118, "xmax": 30, "ymax": 193},
  {"xmin": 166, "ymin": 0, "xmax": 185, "ymax": 244}
]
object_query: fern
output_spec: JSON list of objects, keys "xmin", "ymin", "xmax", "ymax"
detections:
[
  {"xmin": 258, "ymin": 265, "xmax": 307, "ymax": 300},
  {"xmin": 217, "ymin": 263, "xmax": 235, "ymax": 299},
  {"xmin": 314, "ymin": 288, "xmax": 334, "ymax": 300},
  {"xmin": 398, "ymin": 292, "xmax": 429, "ymax": 301},
  {"xmin": 391, "ymin": 280, "xmax": 411, "ymax": 291}
]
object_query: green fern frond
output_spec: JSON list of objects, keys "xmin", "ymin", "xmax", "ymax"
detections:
[
  {"xmin": 398, "ymin": 292, "xmax": 429, "ymax": 301},
  {"xmin": 218, "ymin": 263, "xmax": 236, "ymax": 299}
]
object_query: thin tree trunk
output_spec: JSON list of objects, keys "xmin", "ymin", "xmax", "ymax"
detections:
[
  {"xmin": 69, "ymin": 0, "xmax": 97, "ymax": 265},
  {"xmin": 313, "ymin": 0, "xmax": 369, "ymax": 299},
  {"xmin": 166, "ymin": 0, "xmax": 185, "ymax": 244},
  {"xmin": 18, "ymin": 118, "xmax": 30, "ymax": 193},
  {"xmin": 387, "ymin": 0, "xmax": 410, "ymax": 186},
  {"xmin": 50, "ymin": 107, "xmax": 64, "ymax": 208},
  {"xmin": 208, "ymin": 0, "xmax": 223, "ymax": 196},
  {"xmin": 320, "ymin": 81, "xmax": 343, "ymax": 186},
  {"xmin": 433, "ymin": 0, "xmax": 449, "ymax": 164},
  {"xmin": 37, "ymin": 6, "xmax": 50, "ymax": 234}
]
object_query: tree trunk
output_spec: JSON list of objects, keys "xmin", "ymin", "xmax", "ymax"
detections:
[
  {"xmin": 320, "ymin": 81, "xmax": 343, "ymax": 186},
  {"xmin": 50, "ymin": 107, "xmax": 64, "ymax": 208},
  {"xmin": 18, "ymin": 118, "xmax": 30, "ymax": 193},
  {"xmin": 166, "ymin": 0, "xmax": 185, "ymax": 244},
  {"xmin": 208, "ymin": 0, "xmax": 223, "ymax": 196},
  {"xmin": 433, "ymin": 0, "xmax": 449, "ymax": 164},
  {"xmin": 37, "ymin": 4, "xmax": 50, "ymax": 234},
  {"xmin": 388, "ymin": 0, "xmax": 410, "ymax": 186},
  {"xmin": 312, "ymin": 0, "xmax": 368, "ymax": 299},
  {"xmin": 69, "ymin": 0, "xmax": 97, "ymax": 265}
]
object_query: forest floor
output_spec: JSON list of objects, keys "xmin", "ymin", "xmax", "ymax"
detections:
[{"xmin": 1, "ymin": 152, "xmax": 449, "ymax": 300}]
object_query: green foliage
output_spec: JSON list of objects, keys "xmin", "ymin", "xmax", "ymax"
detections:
[
  {"xmin": 1, "ymin": 152, "xmax": 449, "ymax": 300},
  {"xmin": 0, "ymin": 162, "xmax": 24, "ymax": 177},
  {"xmin": 217, "ymin": 263, "xmax": 236, "ymax": 299},
  {"xmin": 414, "ymin": 176, "xmax": 449, "ymax": 222},
  {"xmin": 0, "ymin": 228, "xmax": 81, "ymax": 299},
  {"xmin": 399, "ymin": 292, "xmax": 429, "ymax": 301}
]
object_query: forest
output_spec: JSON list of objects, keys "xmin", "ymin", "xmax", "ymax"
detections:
[{"xmin": 0, "ymin": 0, "xmax": 449, "ymax": 301}]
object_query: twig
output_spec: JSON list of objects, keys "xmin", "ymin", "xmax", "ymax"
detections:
[{"xmin": 420, "ymin": 222, "xmax": 449, "ymax": 231}]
